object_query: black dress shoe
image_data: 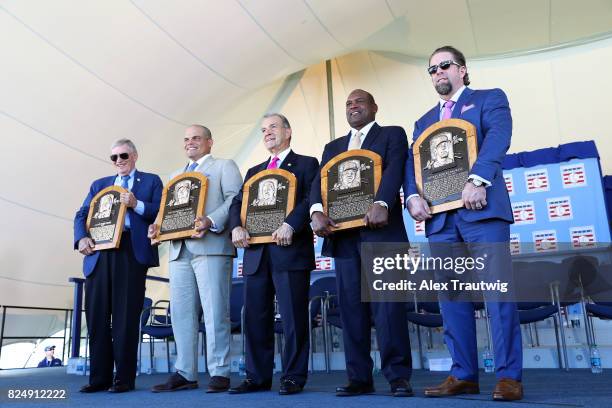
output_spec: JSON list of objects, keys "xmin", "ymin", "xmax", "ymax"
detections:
[
  {"xmin": 390, "ymin": 378, "xmax": 414, "ymax": 397},
  {"xmin": 279, "ymin": 378, "xmax": 303, "ymax": 395},
  {"xmin": 336, "ymin": 381, "xmax": 375, "ymax": 397},
  {"xmin": 108, "ymin": 382, "xmax": 134, "ymax": 393},
  {"xmin": 80, "ymin": 383, "xmax": 110, "ymax": 393},
  {"xmin": 151, "ymin": 373, "xmax": 198, "ymax": 393},
  {"xmin": 206, "ymin": 376, "xmax": 230, "ymax": 393},
  {"xmin": 228, "ymin": 379, "xmax": 272, "ymax": 394}
]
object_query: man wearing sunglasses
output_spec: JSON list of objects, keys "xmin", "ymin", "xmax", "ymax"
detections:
[
  {"xmin": 404, "ymin": 46, "xmax": 522, "ymax": 401},
  {"xmin": 74, "ymin": 139, "xmax": 163, "ymax": 393}
]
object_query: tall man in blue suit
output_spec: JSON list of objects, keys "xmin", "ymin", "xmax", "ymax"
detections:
[
  {"xmin": 404, "ymin": 46, "xmax": 523, "ymax": 401},
  {"xmin": 311, "ymin": 89, "xmax": 413, "ymax": 398},
  {"xmin": 74, "ymin": 139, "xmax": 162, "ymax": 393},
  {"xmin": 228, "ymin": 113, "xmax": 319, "ymax": 396}
]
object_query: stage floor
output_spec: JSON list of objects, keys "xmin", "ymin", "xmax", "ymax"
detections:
[{"xmin": 1, "ymin": 367, "xmax": 609, "ymax": 407}]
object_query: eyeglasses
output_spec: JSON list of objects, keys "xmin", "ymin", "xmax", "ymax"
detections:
[
  {"xmin": 427, "ymin": 60, "xmax": 461, "ymax": 75},
  {"xmin": 110, "ymin": 153, "xmax": 130, "ymax": 162}
]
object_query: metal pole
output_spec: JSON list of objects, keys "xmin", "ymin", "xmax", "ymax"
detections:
[
  {"xmin": 69, "ymin": 278, "xmax": 85, "ymax": 358},
  {"xmin": 326, "ymin": 59, "xmax": 335, "ymax": 141},
  {"xmin": 0, "ymin": 306, "xmax": 7, "ymax": 363}
]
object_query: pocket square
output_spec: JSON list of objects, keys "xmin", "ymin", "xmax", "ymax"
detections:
[{"xmin": 461, "ymin": 104, "xmax": 475, "ymax": 114}]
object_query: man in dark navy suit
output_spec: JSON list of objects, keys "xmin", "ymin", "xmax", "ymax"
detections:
[
  {"xmin": 310, "ymin": 89, "xmax": 413, "ymax": 398},
  {"xmin": 74, "ymin": 139, "xmax": 162, "ymax": 393},
  {"xmin": 404, "ymin": 46, "xmax": 523, "ymax": 401},
  {"xmin": 228, "ymin": 113, "xmax": 318, "ymax": 396}
]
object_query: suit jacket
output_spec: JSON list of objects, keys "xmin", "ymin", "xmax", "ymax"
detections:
[
  {"xmin": 169, "ymin": 156, "xmax": 242, "ymax": 260},
  {"xmin": 404, "ymin": 87, "xmax": 515, "ymax": 236},
  {"xmin": 310, "ymin": 123, "xmax": 409, "ymax": 258},
  {"xmin": 73, "ymin": 170, "xmax": 163, "ymax": 277},
  {"xmin": 229, "ymin": 150, "xmax": 319, "ymax": 275}
]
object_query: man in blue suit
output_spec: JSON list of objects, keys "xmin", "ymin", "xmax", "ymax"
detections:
[
  {"xmin": 310, "ymin": 89, "xmax": 413, "ymax": 398},
  {"xmin": 74, "ymin": 139, "xmax": 162, "ymax": 393},
  {"xmin": 404, "ymin": 46, "xmax": 523, "ymax": 401},
  {"xmin": 228, "ymin": 113, "xmax": 319, "ymax": 396}
]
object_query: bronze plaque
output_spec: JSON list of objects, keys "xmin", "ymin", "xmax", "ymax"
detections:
[
  {"xmin": 321, "ymin": 149, "xmax": 382, "ymax": 230},
  {"xmin": 86, "ymin": 185, "xmax": 128, "ymax": 251},
  {"xmin": 413, "ymin": 119, "xmax": 478, "ymax": 214},
  {"xmin": 240, "ymin": 169, "xmax": 297, "ymax": 244},
  {"xmin": 153, "ymin": 172, "xmax": 208, "ymax": 242}
]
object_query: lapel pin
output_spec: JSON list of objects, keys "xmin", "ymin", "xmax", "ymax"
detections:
[
  {"xmin": 137, "ymin": 178, "xmax": 140, "ymax": 182},
  {"xmin": 288, "ymin": 163, "xmax": 292, "ymax": 167}
]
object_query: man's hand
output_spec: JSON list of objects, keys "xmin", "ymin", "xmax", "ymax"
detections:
[
  {"xmin": 192, "ymin": 216, "xmax": 212, "ymax": 239},
  {"xmin": 148, "ymin": 224, "xmax": 161, "ymax": 245},
  {"xmin": 232, "ymin": 226, "xmax": 251, "ymax": 248},
  {"xmin": 311, "ymin": 211, "xmax": 337, "ymax": 237},
  {"xmin": 407, "ymin": 196, "xmax": 432, "ymax": 221},
  {"xmin": 462, "ymin": 182, "xmax": 487, "ymax": 210},
  {"xmin": 78, "ymin": 237, "xmax": 95, "ymax": 256},
  {"xmin": 272, "ymin": 223, "xmax": 293, "ymax": 247},
  {"xmin": 119, "ymin": 192, "xmax": 137, "ymax": 208},
  {"xmin": 364, "ymin": 202, "xmax": 388, "ymax": 229}
]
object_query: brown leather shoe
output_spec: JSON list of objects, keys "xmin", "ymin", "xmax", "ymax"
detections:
[
  {"xmin": 207, "ymin": 376, "xmax": 230, "ymax": 393},
  {"xmin": 424, "ymin": 375, "xmax": 480, "ymax": 397},
  {"xmin": 493, "ymin": 378, "xmax": 523, "ymax": 401},
  {"xmin": 151, "ymin": 373, "xmax": 198, "ymax": 393}
]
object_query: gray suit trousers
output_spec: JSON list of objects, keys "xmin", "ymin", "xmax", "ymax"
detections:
[{"xmin": 170, "ymin": 245, "xmax": 232, "ymax": 380}]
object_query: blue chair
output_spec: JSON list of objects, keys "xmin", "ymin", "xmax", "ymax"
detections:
[
  {"xmin": 139, "ymin": 298, "xmax": 174, "ymax": 373},
  {"xmin": 308, "ymin": 276, "xmax": 336, "ymax": 372},
  {"xmin": 405, "ymin": 300, "xmax": 443, "ymax": 367}
]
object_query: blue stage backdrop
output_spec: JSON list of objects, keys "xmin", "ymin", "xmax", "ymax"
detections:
[{"xmin": 233, "ymin": 141, "xmax": 611, "ymax": 278}]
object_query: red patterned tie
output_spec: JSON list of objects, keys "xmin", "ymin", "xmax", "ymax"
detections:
[
  {"xmin": 441, "ymin": 100, "xmax": 455, "ymax": 120},
  {"xmin": 267, "ymin": 156, "xmax": 279, "ymax": 169}
]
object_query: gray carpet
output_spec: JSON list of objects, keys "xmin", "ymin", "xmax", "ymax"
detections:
[{"xmin": 1, "ymin": 367, "xmax": 609, "ymax": 408}]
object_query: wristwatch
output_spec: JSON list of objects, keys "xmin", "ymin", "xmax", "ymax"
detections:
[{"xmin": 467, "ymin": 177, "xmax": 484, "ymax": 187}]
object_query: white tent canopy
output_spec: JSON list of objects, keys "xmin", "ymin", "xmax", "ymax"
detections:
[{"xmin": 1, "ymin": 0, "xmax": 611, "ymax": 310}]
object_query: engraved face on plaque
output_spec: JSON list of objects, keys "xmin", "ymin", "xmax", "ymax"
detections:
[
  {"xmin": 154, "ymin": 172, "xmax": 208, "ymax": 242},
  {"xmin": 86, "ymin": 185, "xmax": 128, "ymax": 250},
  {"xmin": 321, "ymin": 149, "xmax": 382, "ymax": 230},
  {"xmin": 241, "ymin": 169, "xmax": 297, "ymax": 244},
  {"xmin": 413, "ymin": 119, "xmax": 477, "ymax": 214}
]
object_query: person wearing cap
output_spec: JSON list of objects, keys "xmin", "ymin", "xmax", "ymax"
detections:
[{"xmin": 37, "ymin": 345, "xmax": 62, "ymax": 367}]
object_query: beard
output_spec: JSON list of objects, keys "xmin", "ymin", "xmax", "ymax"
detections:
[{"xmin": 435, "ymin": 81, "xmax": 452, "ymax": 95}]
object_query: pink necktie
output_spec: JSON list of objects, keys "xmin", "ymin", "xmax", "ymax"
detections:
[
  {"xmin": 441, "ymin": 100, "xmax": 455, "ymax": 120},
  {"xmin": 267, "ymin": 156, "xmax": 279, "ymax": 169}
]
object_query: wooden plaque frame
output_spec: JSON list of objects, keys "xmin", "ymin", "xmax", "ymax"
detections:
[
  {"xmin": 240, "ymin": 168, "xmax": 297, "ymax": 244},
  {"xmin": 321, "ymin": 149, "xmax": 382, "ymax": 230},
  {"xmin": 86, "ymin": 185, "xmax": 128, "ymax": 251},
  {"xmin": 152, "ymin": 171, "xmax": 209, "ymax": 242},
  {"xmin": 412, "ymin": 118, "xmax": 478, "ymax": 214}
]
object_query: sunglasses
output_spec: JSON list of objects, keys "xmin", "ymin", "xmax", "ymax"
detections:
[
  {"xmin": 427, "ymin": 60, "xmax": 461, "ymax": 75},
  {"xmin": 110, "ymin": 153, "xmax": 130, "ymax": 162}
]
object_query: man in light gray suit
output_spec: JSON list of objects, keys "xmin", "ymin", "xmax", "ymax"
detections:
[{"xmin": 149, "ymin": 124, "xmax": 242, "ymax": 393}]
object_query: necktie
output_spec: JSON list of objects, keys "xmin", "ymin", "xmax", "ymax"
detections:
[
  {"xmin": 348, "ymin": 131, "xmax": 362, "ymax": 150},
  {"xmin": 121, "ymin": 175, "xmax": 131, "ymax": 229},
  {"xmin": 441, "ymin": 100, "xmax": 455, "ymax": 120},
  {"xmin": 121, "ymin": 175, "xmax": 130, "ymax": 190},
  {"xmin": 267, "ymin": 156, "xmax": 279, "ymax": 169},
  {"xmin": 187, "ymin": 162, "xmax": 198, "ymax": 172}
]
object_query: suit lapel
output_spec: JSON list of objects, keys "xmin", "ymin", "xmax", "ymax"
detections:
[
  {"xmin": 361, "ymin": 122, "xmax": 381, "ymax": 150},
  {"xmin": 452, "ymin": 87, "xmax": 474, "ymax": 119},
  {"xmin": 131, "ymin": 170, "xmax": 141, "ymax": 195},
  {"xmin": 198, "ymin": 156, "xmax": 215, "ymax": 174},
  {"xmin": 279, "ymin": 150, "xmax": 296, "ymax": 171},
  {"xmin": 340, "ymin": 131, "xmax": 352, "ymax": 151}
]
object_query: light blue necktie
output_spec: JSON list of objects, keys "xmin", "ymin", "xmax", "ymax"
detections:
[
  {"xmin": 187, "ymin": 162, "xmax": 198, "ymax": 172},
  {"xmin": 121, "ymin": 175, "xmax": 131, "ymax": 229}
]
